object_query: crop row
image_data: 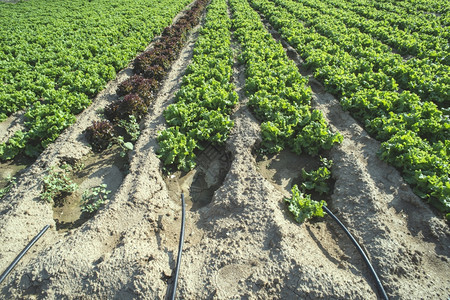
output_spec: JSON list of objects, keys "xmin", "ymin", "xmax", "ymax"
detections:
[
  {"xmin": 0, "ymin": 0, "xmax": 192, "ymax": 161},
  {"xmin": 360, "ymin": 0, "xmax": 448, "ymax": 27},
  {"xmin": 350, "ymin": 0, "xmax": 449, "ymax": 24},
  {"xmin": 158, "ymin": 0, "xmax": 238, "ymax": 171},
  {"xmin": 319, "ymin": 0, "xmax": 449, "ymax": 59},
  {"xmin": 229, "ymin": 0, "xmax": 342, "ymax": 156},
  {"xmin": 250, "ymin": 0, "xmax": 449, "ymax": 216},
  {"xmin": 367, "ymin": 0, "xmax": 448, "ymax": 30},
  {"xmin": 270, "ymin": 0, "xmax": 449, "ymax": 106},
  {"xmin": 373, "ymin": 0, "xmax": 449, "ymax": 16},
  {"xmin": 156, "ymin": 0, "xmax": 342, "ymax": 172},
  {"xmin": 85, "ymin": 0, "xmax": 208, "ymax": 154}
]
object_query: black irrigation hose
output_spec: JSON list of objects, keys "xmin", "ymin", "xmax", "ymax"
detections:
[
  {"xmin": 0, "ymin": 224, "xmax": 50, "ymax": 285},
  {"xmin": 170, "ymin": 193, "xmax": 186, "ymax": 300},
  {"xmin": 323, "ymin": 206, "xmax": 389, "ymax": 300}
]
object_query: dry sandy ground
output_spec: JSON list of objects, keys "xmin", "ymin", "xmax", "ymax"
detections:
[{"xmin": 0, "ymin": 2, "xmax": 449, "ymax": 299}]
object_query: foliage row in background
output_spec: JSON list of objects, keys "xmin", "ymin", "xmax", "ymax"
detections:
[
  {"xmin": 157, "ymin": 0, "xmax": 342, "ymax": 173},
  {"xmin": 158, "ymin": 0, "xmax": 238, "ymax": 171},
  {"xmin": 230, "ymin": 0, "xmax": 342, "ymax": 157},
  {"xmin": 227, "ymin": 0, "xmax": 341, "ymax": 223},
  {"xmin": 249, "ymin": 0, "xmax": 449, "ymax": 218},
  {"xmin": 0, "ymin": 0, "xmax": 192, "ymax": 160}
]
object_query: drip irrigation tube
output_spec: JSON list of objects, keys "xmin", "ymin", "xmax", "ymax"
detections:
[
  {"xmin": 170, "ymin": 193, "xmax": 186, "ymax": 300},
  {"xmin": 0, "ymin": 224, "xmax": 50, "ymax": 285},
  {"xmin": 323, "ymin": 206, "xmax": 389, "ymax": 300}
]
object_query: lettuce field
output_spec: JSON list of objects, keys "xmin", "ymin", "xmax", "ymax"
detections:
[{"xmin": 0, "ymin": 0, "xmax": 449, "ymax": 298}]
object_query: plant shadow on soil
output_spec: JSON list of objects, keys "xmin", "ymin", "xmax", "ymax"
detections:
[
  {"xmin": 53, "ymin": 145, "xmax": 128, "ymax": 232},
  {"xmin": 254, "ymin": 148, "xmax": 334, "ymax": 205},
  {"xmin": 164, "ymin": 143, "xmax": 232, "ymax": 210},
  {"xmin": 0, "ymin": 156, "xmax": 35, "ymax": 191}
]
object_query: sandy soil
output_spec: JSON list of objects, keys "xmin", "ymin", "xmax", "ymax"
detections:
[{"xmin": 0, "ymin": 2, "xmax": 449, "ymax": 299}]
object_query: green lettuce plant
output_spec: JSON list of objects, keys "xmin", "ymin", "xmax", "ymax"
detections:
[
  {"xmin": 81, "ymin": 184, "xmax": 110, "ymax": 213},
  {"xmin": 285, "ymin": 185, "xmax": 327, "ymax": 223}
]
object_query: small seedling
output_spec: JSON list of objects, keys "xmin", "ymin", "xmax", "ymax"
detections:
[
  {"xmin": 0, "ymin": 176, "xmax": 16, "ymax": 199},
  {"xmin": 118, "ymin": 115, "xmax": 140, "ymax": 142},
  {"xmin": 72, "ymin": 161, "xmax": 85, "ymax": 173},
  {"xmin": 81, "ymin": 184, "xmax": 111, "ymax": 213},
  {"xmin": 41, "ymin": 164, "xmax": 78, "ymax": 203},
  {"xmin": 113, "ymin": 136, "xmax": 134, "ymax": 157}
]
